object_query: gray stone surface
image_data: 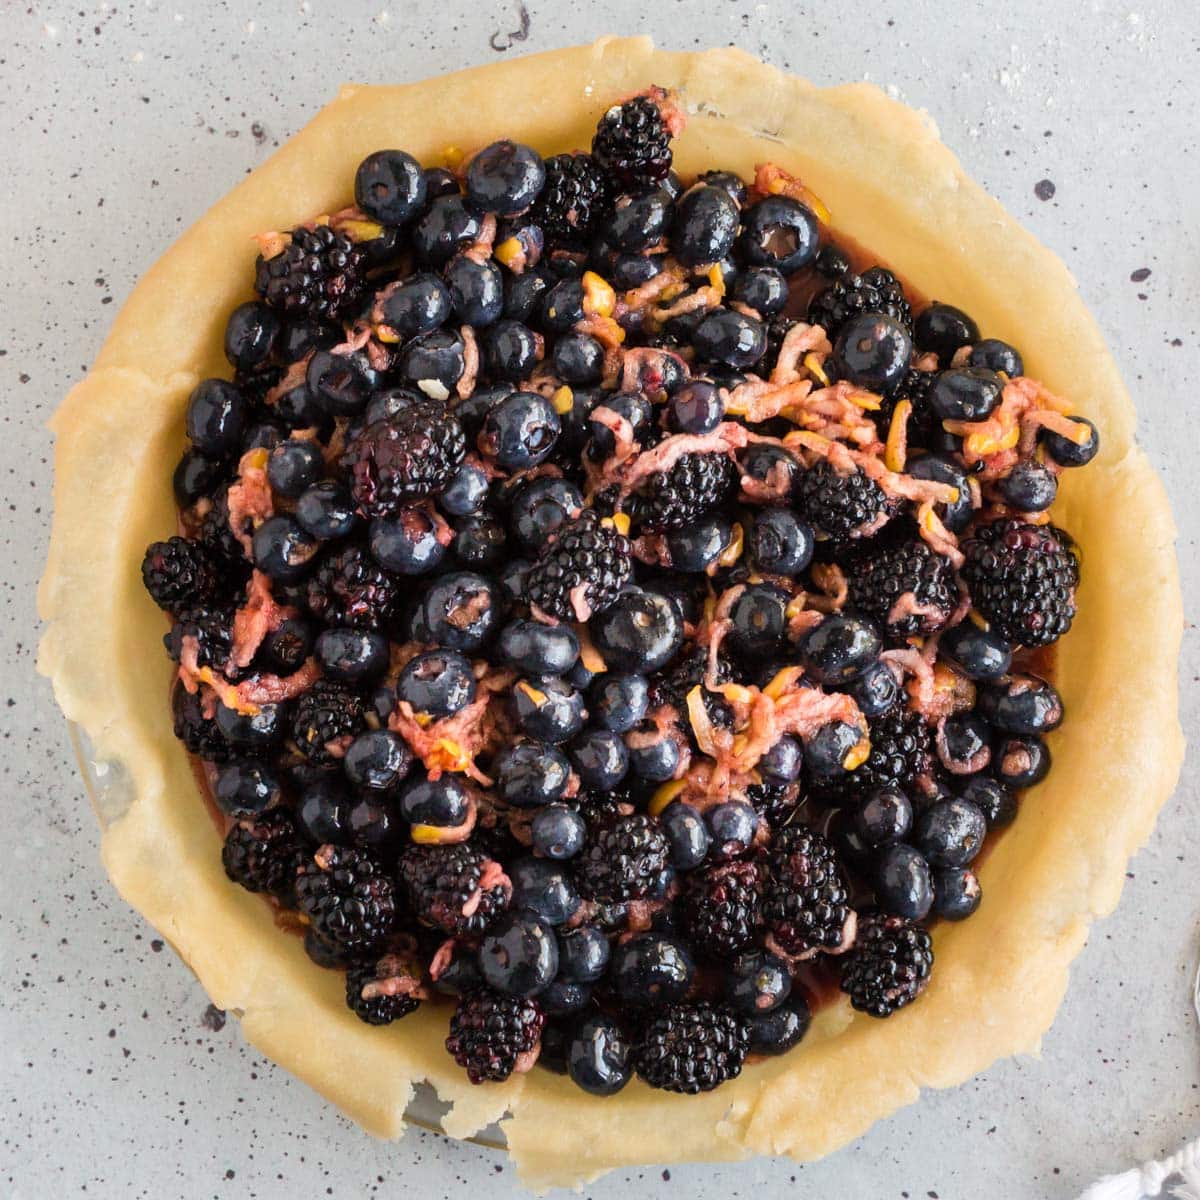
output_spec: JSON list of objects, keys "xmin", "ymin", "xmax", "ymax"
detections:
[{"xmin": 2, "ymin": 2, "xmax": 1197, "ymax": 1196}]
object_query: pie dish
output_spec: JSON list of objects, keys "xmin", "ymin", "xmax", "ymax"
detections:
[{"xmin": 37, "ymin": 35, "xmax": 1184, "ymax": 1189}]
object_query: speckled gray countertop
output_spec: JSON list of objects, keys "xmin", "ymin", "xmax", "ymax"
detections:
[{"xmin": 2, "ymin": 3, "xmax": 1198, "ymax": 1196}]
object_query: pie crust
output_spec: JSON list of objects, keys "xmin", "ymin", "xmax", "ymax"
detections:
[{"xmin": 37, "ymin": 36, "xmax": 1184, "ymax": 1189}]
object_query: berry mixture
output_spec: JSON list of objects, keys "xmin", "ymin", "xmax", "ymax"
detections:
[{"xmin": 141, "ymin": 86, "xmax": 1099, "ymax": 1096}]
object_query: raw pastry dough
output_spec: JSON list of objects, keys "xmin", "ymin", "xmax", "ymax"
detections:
[{"xmin": 37, "ymin": 36, "xmax": 1184, "ymax": 1190}]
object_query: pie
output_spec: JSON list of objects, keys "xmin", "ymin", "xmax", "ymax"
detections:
[{"xmin": 38, "ymin": 36, "xmax": 1184, "ymax": 1189}]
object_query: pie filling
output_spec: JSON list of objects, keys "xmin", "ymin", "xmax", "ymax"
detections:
[{"xmin": 138, "ymin": 86, "xmax": 1099, "ymax": 1098}]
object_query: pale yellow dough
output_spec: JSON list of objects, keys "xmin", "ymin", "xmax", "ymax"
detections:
[{"xmin": 37, "ymin": 36, "xmax": 1184, "ymax": 1190}]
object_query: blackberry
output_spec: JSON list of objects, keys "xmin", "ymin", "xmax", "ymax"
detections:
[
  {"xmin": 574, "ymin": 812, "xmax": 670, "ymax": 903},
  {"xmin": 342, "ymin": 402, "xmax": 466, "ymax": 516},
  {"xmin": 961, "ymin": 519, "xmax": 1079, "ymax": 647},
  {"xmin": 222, "ymin": 807, "xmax": 303, "ymax": 901},
  {"xmin": 524, "ymin": 509, "xmax": 633, "ymax": 621},
  {"xmin": 305, "ymin": 542, "xmax": 399, "ymax": 631},
  {"xmin": 650, "ymin": 644, "xmax": 735, "ymax": 714},
  {"xmin": 163, "ymin": 605, "xmax": 236, "ymax": 675},
  {"xmin": 794, "ymin": 459, "xmax": 891, "ymax": 545},
  {"xmin": 747, "ymin": 780, "xmax": 802, "ymax": 830},
  {"xmin": 291, "ymin": 680, "xmax": 367, "ymax": 764},
  {"xmin": 807, "ymin": 266, "xmax": 913, "ymax": 340},
  {"xmin": 683, "ymin": 861, "xmax": 762, "ymax": 960},
  {"xmin": 634, "ymin": 1003, "xmax": 749, "ymax": 1094},
  {"xmin": 254, "ymin": 224, "xmax": 368, "ymax": 321},
  {"xmin": 141, "ymin": 536, "xmax": 219, "ymax": 613},
  {"xmin": 398, "ymin": 842, "xmax": 509, "ymax": 936},
  {"xmin": 759, "ymin": 313, "xmax": 796, "ymax": 377},
  {"xmin": 592, "ymin": 93, "xmax": 673, "ymax": 191},
  {"xmin": 199, "ymin": 486, "xmax": 253, "ymax": 583},
  {"xmin": 631, "ymin": 453, "xmax": 737, "ymax": 532},
  {"xmin": 761, "ymin": 826, "xmax": 854, "ymax": 957},
  {"xmin": 345, "ymin": 955, "xmax": 423, "ymax": 1025},
  {"xmin": 295, "ymin": 844, "xmax": 397, "ymax": 954},
  {"xmin": 529, "ymin": 152, "xmax": 610, "ymax": 248},
  {"xmin": 840, "ymin": 912, "xmax": 933, "ymax": 1017},
  {"xmin": 846, "ymin": 538, "xmax": 958, "ymax": 639},
  {"xmin": 446, "ymin": 988, "xmax": 545, "ymax": 1084},
  {"xmin": 817, "ymin": 706, "xmax": 934, "ymax": 803},
  {"xmin": 171, "ymin": 684, "xmax": 233, "ymax": 763},
  {"xmin": 875, "ymin": 367, "xmax": 937, "ymax": 446}
]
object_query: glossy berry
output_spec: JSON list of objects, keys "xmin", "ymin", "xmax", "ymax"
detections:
[
  {"xmin": 410, "ymin": 571, "xmax": 500, "ymax": 651},
  {"xmin": 739, "ymin": 196, "xmax": 819, "ymax": 274},
  {"xmin": 224, "ymin": 301, "xmax": 280, "ymax": 369},
  {"xmin": 531, "ymin": 803, "xmax": 587, "ymax": 860},
  {"xmin": 724, "ymin": 951, "xmax": 792, "ymax": 1016},
  {"xmin": 445, "ymin": 989, "xmax": 544, "ymax": 1083},
  {"xmin": 466, "ymin": 140, "xmax": 545, "ymax": 217},
  {"xmin": 904, "ymin": 453, "xmax": 974, "ymax": 533},
  {"xmin": 969, "ymin": 337, "xmax": 1024, "ymax": 377},
  {"xmin": 928, "ymin": 367, "xmax": 1004, "ymax": 423},
  {"xmin": 343, "ymin": 729, "xmax": 412, "ymax": 796},
  {"xmin": 731, "ymin": 266, "xmax": 789, "ymax": 316},
  {"xmin": 841, "ymin": 913, "xmax": 933, "ymax": 1017},
  {"xmin": 315, "ymin": 627, "xmax": 389, "ymax": 685},
  {"xmin": 749, "ymin": 508, "xmax": 814, "ymax": 576},
  {"xmin": 932, "ymin": 867, "xmax": 982, "ymax": 920},
  {"xmin": 914, "ymin": 301, "xmax": 979, "ymax": 364},
  {"xmin": 960, "ymin": 775, "xmax": 1018, "ymax": 829},
  {"xmin": 494, "ymin": 742, "xmax": 571, "ymax": 808},
  {"xmin": 914, "ymin": 797, "xmax": 987, "ymax": 867},
  {"xmin": 592, "ymin": 94, "xmax": 673, "ymax": 190},
  {"xmin": 252, "ymin": 515, "xmax": 320, "ymax": 583},
  {"xmin": 746, "ymin": 997, "xmax": 812, "ymax": 1055},
  {"xmin": 413, "ymin": 195, "xmax": 483, "ymax": 266},
  {"xmin": 266, "ymin": 440, "xmax": 323, "ymax": 499},
  {"xmin": 567, "ymin": 1014, "xmax": 632, "ymax": 1096},
  {"xmin": 609, "ymin": 933, "xmax": 695, "ymax": 1007},
  {"xmin": 513, "ymin": 677, "xmax": 586, "ymax": 743},
  {"xmin": 854, "ymin": 785, "xmax": 913, "ymax": 846},
  {"xmin": 375, "ymin": 272, "xmax": 451, "ymax": 339},
  {"xmin": 507, "ymin": 477, "xmax": 584, "ymax": 548},
  {"xmin": 848, "ymin": 660, "xmax": 901, "ymax": 717},
  {"xmin": 478, "ymin": 390, "xmax": 560, "ymax": 470},
  {"xmin": 993, "ymin": 734, "xmax": 1051, "ymax": 789},
  {"xmin": 591, "ymin": 590, "xmax": 683, "ymax": 674},
  {"xmin": 213, "ymin": 760, "xmax": 281, "ymax": 818},
  {"xmin": 693, "ymin": 309, "xmax": 767, "ymax": 369},
  {"xmin": 999, "ymin": 460, "xmax": 1058, "ymax": 511},
  {"xmin": 569, "ymin": 728, "xmax": 629, "ymax": 791},
  {"xmin": 806, "ymin": 720, "xmax": 865, "ymax": 779},
  {"xmin": 657, "ymin": 800, "xmax": 709, "ymax": 869},
  {"xmin": 833, "ymin": 312, "xmax": 912, "ymax": 392},
  {"xmin": 937, "ymin": 711, "xmax": 993, "ymax": 775},
  {"xmin": 939, "ymin": 622, "xmax": 1012, "ymax": 681},
  {"xmin": 498, "ymin": 619, "xmax": 580, "ymax": 676},
  {"xmin": 668, "ymin": 379, "xmax": 725, "ymax": 434},
  {"xmin": 1040, "ymin": 416, "xmax": 1100, "ymax": 467},
  {"xmin": 552, "ymin": 331, "xmax": 604, "ymax": 384},
  {"xmin": 186, "ymin": 379, "xmax": 247, "ymax": 456},
  {"xmin": 875, "ymin": 843, "xmax": 934, "ymax": 920},
  {"xmin": 672, "ymin": 183, "xmax": 740, "ymax": 265},
  {"xmin": 397, "ymin": 649, "xmax": 476, "ymax": 718},
  {"xmin": 479, "ymin": 911, "xmax": 559, "ymax": 997},
  {"xmin": 368, "ymin": 509, "xmax": 446, "ymax": 575},
  {"xmin": 705, "ymin": 802, "xmax": 759, "ymax": 861},
  {"xmin": 295, "ymin": 481, "xmax": 358, "ymax": 541},
  {"xmin": 589, "ymin": 672, "xmax": 650, "ymax": 733},
  {"xmin": 801, "ymin": 614, "xmax": 882, "ymax": 685},
  {"xmin": 355, "ymin": 149, "xmax": 427, "ymax": 225},
  {"xmin": 634, "ymin": 1003, "xmax": 749, "ymax": 1093},
  {"xmin": 977, "ymin": 673, "xmax": 1063, "ymax": 735}
]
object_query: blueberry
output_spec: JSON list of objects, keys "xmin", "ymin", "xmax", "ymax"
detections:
[
  {"xmin": 591, "ymin": 590, "xmax": 683, "ymax": 674},
  {"xmin": 241, "ymin": 422, "xmax": 287, "ymax": 454},
  {"xmin": 509, "ymin": 856, "xmax": 580, "ymax": 926},
  {"xmin": 430, "ymin": 945, "xmax": 485, "ymax": 998},
  {"xmin": 938, "ymin": 711, "xmax": 993, "ymax": 775},
  {"xmin": 758, "ymin": 734, "xmax": 803, "ymax": 784},
  {"xmin": 672, "ymin": 183, "xmax": 740, "ymax": 265},
  {"xmin": 396, "ymin": 649, "xmax": 475, "ymax": 718},
  {"xmin": 494, "ymin": 742, "xmax": 572, "ymax": 807},
  {"xmin": 555, "ymin": 386, "xmax": 603, "ymax": 454},
  {"xmin": 369, "ymin": 509, "xmax": 447, "ymax": 575},
  {"xmin": 928, "ymin": 367, "xmax": 1003, "ymax": 424},
  {"xmin": 589, "ymin": 672, "xmax": 650, "ymax": 733},
  {"xmin": 915, "ymin": 302, "xmax": 979, "ymax": 364},
  {"xmin": 410, "ymin": 571, "xmax": 500, "ymax": 651},
  {"xmin": 398, "ymin": 774, "xmax": 471, "ymax": 828},
  {"xmin": 749, "ymin": 508, "xmax": 814, "ymax": 577},
  {"xmin": 281, "ymin": 319, "xmax": 340, "ymax": 362},
  {"xmin": 507, "ymin": 477, "xmax": 585, "ymax": 549},
  {"xmin": 853, "ymin": 785, "xmax": 913, "ymax": 847},
  {"xmin": 568, "ymin": 728, "xmax": 629, "ymax": 791},
  {"xmin": 494, "ymin": 216, "xmax": 544, "ymax": 272},
  {"xmin": 186, "ymin": 379, "xmax": 246, "ymax": 456},
  {"xmin": 266, "ymin": 440, "xmax": 324, "ymax": 499},
  {"xmin": 296, "ymin": 776, "xmax": 353, "ymax": 844},
  {"xmin": 439, "ymin": 460, "xmax": 490, "ymax": 517},
  {"xmin": 452, "ymin": 381, "xmax": 513, "ymax": 440},
  {"xmin": 1039, "ymin": 415, "xmax": 1100, "ymax": 467},
  {"xmin": 466, "ymin": 140, "xmax": 545, "ymax": 217},
  {"xmin": 498, "ymin": 619, "xmax": 580, "ymax": 676},
  {"xmin": 693, "ymin": 309, "xmax": 767, "ymax": 369},
  {"xmin": 668, "ymin": 379, "xmax": 725, "ymax": 434},
  {"xmin": 355, "ymin": 149, "xmax": 427, "ymax": 225},
  {"xmin": 968, "ymin": 338, "xmax": 1023, "ymax": 377},
  {"xmin": 567, "ymin": 1015, "xmax": 632, "ymax": 1096},
  {"xmin": 375, "ymin": 271, "xmax": 451, "ymax": 339},
  {"xmin": 537, "ymin": 277, "xmax": 585, "ymax": 333},
  {"xmin": 478, "ymin": 390, "xmax": 560, "ymax": 469},
  {"xmin": 625, "ymin": 723, "xmax": 682, "ymax": 782},
  {"xmin": 398, "ymin": 328, "xmax": 465, "ymax": 400},
  {"xmin": 806, "ymin": 721, "xmax": 866, "ymax": 779},
  {"xmin": 513, "ymin": 676, "xmax": 586, "ymax": 743},
  {"xmin": 746, "ymin": 996, "xmax": 812, "ymax": 1055},
  {"xmin": 444, "ymin": 255, "xmax": 504, "ymax": 327},
  {"xmin": 814, "ymin": 243, "xmax": 852, "ymax": 278},
  {"xmin": 696, "ymin": 169, "xmax": 747, "ymax": 205},
  {"xmin": 939, "ymin": 623, "xmax": 1012, "ymax": 680},
  {"xmin": 295, "ymin": 481, "xmax": 358, "ymax": 541},
  {"xmin": 658, "ymin": 800, "xmax": 710, "ymax": 869},
  {"xmin": 256, "ymin": 617, "xmax": 313, "ymax": 675},
  {"xmin": 251, "ymin": 515, "xmax": 319, "ymax": 582},
  {"xmin": 504, "ymin": 266, "xmax": 551, "ymax": 322},
  {"xmin": 609, "ymin": 933, "xmax": 695, "ymax": 1007},
  {"xmin": 173, "ymin": 450, "xmax": 224, "ymax": 506},
  {"xmin": 724, "ymin": 951, "xmax": 792, "ymax": 1016},
  {"xmin": 609, "ymin": 188, "xmax": 673, "ymax": 253},
  {"xmin": 738, "ymin": 444, "xmax": 802, "ymax": 499},
  {"xmin": 362, "ymin": 384, "xmax": 424, "ymax": 425},
  {"xmin": 343, "ymin": 729, "xmax": 412, "ymax": 796},
  {"xmin": 726, "ymin": 583, "xmax": 790, "ymax": 661},
  {"xmin": 273, "ymin": 380, "xmax": 330, "ymax": 432},
  {"xmin": 541, "ymin": 978, "xmax": 592, "ymax": 1017},
  {"xmin": 213, "ymin": 760, "xmax": 281, "ymax": 817},
  {"xmin": 452, "ymin": 514, "xmax": 506, "ymax": 569},
  {"xmin": 478, "ymin": 912, "xmax": 559, "ymax": 997},
  {"xmin": 827, "ymin": 807, "xmax": 876, "ymax": 868},
  {"xmin": 587, "ymin": 390, "xmax": 654, "ymax": 459},
  {"xmin": 706, "ymin": 802, "xmax": 759, "ymax": 859},
  {"xmin": 959, "ymin": 775, "xmax": 1017, "ymax": 828},
  {"xmin": 315, "ymin": 627, "xmax": 389, "ymax": 685},
  {"xmin": 993, "ymin": 734, "xmax": 1051, "ymax": 789},
  {"xmin": 347, "ymin": 796, "xmax": 403, "ymax": 853},
  {"xmin": 413, "ymin": 195, "xmax": 483, "ymax": 266},
  {"xmin": 801, "ymin": 614, "xmax": 882, "ymax": 684},
  {"xmin": 499, "ymin": 558, "xmax": 533, "ymax": 604},
  {"xmin": 423, "ymin": 165, "xmax": 460, "ymax": 201},
  {"xmin": 847, "ymin": 660, "xmax": 901, "ymax": 717},
  {"xmin": 977, "ymin": 674, "xmax": 1063, "ymax": 735},
  {"xmin": 833, "ymin": 312, "xmax": 912, "ymax": 392},
  {"xmin": 593, "ymin": 244, "xmax": 666, "ymax": 289},
  {"xmin": 531, "ymin": 803, "xmax": 587, "ymax": 860},
  {"xmin": 552, "ymin": 331, "xmax": 605, "ymax": 384},
  {"xmin": 224, "ymin": 301, "xmax": 280, "ymax": 369},
  {"xmin": 306, "ymin": 351, "xmax": 371, "ymax": 417},
  {"xmin": 666, "ymin": 515, "xmax": 734, "ymax": 573},
  {"xmin": 739, "ymin": 195, "xmax": 820, "ymax": 274},
  {"xmin": 907, "ymin": 451, "xmax": 974, "ymax": 532},
  {"xmin": 914, "ymin": 797, "xmax": 987, "ymax": 867},
  {"xmin": 731, "ymin": 266, "xmax": 789, "ymax": 316},
  {"xmin": 998, "ymin": 460, "xmax": 1059, "ymax": 512},
  {"xmin": 875, "ymin": 843, "xmax": 934, "ymax": 920},
  {"xmin": 932, "ymin": 867, "xmax": 982, "ymax": 920}
]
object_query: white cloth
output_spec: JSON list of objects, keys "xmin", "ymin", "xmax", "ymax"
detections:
[{"xmin": 1078, "ymin": 1138, "xmax": 1200, "ymax": 1200}]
